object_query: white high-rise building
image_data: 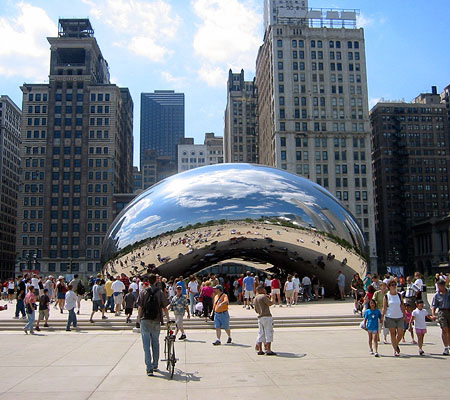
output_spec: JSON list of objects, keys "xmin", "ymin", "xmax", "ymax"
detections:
[{"xmin": 256, "ymin": 2, "xmax": 377, "ymax": 268}]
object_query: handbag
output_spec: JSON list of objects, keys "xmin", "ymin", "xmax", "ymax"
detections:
[
  {"xmin": 210, "ymin": 293, "xmax": 224, "ymax": 321},
  {"xmin": 360, "ymin": 320, "xmax": 367, "ymax": 330}
]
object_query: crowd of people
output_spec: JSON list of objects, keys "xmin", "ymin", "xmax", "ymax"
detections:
[{"xmin": 2, "ymin": 269, "xmax": 449, "ymax": 376}]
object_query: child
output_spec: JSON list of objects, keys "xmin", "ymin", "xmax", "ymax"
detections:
[
  {"xmin": 364, "ymin": 299, "xmax": 382, "ymax": 357},
  {"xmin": 411, "ymin": 300, "xmax": 428, "ymax": 356},
  {"xmin": 123, "ymin": 288, "xmax": 136, "ymax": 323},
  {"xmin": 402, "ymin": 304, "xmax": 416, "ymax": 344}
]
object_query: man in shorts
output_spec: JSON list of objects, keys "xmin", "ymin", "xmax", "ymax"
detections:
[
  {"xmin": 111, "ymin": 275, "xmax": 125, "ymax": 316},
  {"xmin": 337, "ymin": 270, "xmax": 346, "ymax": 300},
  {"xmin": 431, "ymin": 280, "xmax": 450, "ymax": 355},
  {"xmin": 254, "ymin": 284, "xmax": 275, "ymax": 355},
  {"xmin": 170, "ymin": 284, "xmax": 190, "ymax": 340},
  {"xmin": 212, "ymin": 285, "xmax": 232, "ymax": 345},
  {"xmin": 89, "ymin": 279, "xmax": 106, "ymax": 323},
  {"xmin": 243, "ymin": 271, "xmax": 255, "ymax": 310}
]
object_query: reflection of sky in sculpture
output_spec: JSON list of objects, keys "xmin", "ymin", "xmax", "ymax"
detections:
[{"xmin": 103, "ymin": 164, "xmax": 365, "ymax": 260}]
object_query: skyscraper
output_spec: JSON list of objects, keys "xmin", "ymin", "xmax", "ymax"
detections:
[
  {"xmin": 16, "ymin": 19, "xmax": 133, "ymax": 277},
  {"xmin": 140, "ymin": 90, "xmax": 184, "ymax": 176},
  {"xmin": 224, "ymin": 69, "xmax": 258, "ymax": 163},
  {"xmin": 0, "ymin": 95, "xmax": 21, "ymax": 279},
  {"xmin": 370, "ymin": 87, "xmax": 450, "ymax": 274},
  {"xmin": 256, "ymin": 1, "xmax": 377, "ymax": 268}
]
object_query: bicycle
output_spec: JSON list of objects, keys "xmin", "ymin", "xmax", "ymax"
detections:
[{"xmin": 163, "ymin": 319, "xmax": 177, "ymax": 379}]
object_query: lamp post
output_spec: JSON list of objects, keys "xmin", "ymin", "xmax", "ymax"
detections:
[{"xmin": 69, "ymin": 257, "xmax": 73, "ymax": 274}]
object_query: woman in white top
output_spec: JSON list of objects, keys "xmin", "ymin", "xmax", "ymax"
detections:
[
  {"xmin": 284, "ymin": 275, "xmax": 294, "ymax": 307},
  {"xmin": 382, "ymin": 281, "xmax": 406, "ymax": 357}
]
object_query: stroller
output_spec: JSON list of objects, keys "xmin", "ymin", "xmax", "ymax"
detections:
[
  {"xmin": 354, "ymin": 289, "xmax": 365, "ymax": 317},
  {"xmin": 194, "ymin": 294, "xmax": 203, "ymax": 317}
]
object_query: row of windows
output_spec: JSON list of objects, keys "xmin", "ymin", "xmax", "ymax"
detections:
[
  {"xmin": 28, "ymin": 93, "xmax": 48, "ymax": 102},
  {"xmin": 88, "ymin": 184, "xmax": 110, "ymax": 193},
  {"xmin": 284, "ymin": 51, "xmax": 360, "ymax": 61},
  {"xmin": 42, "ymin": 263, "xmax": 101, "ymax": 273},
  {"xmin": 21, "ymin": 236, "xmax": 42, "ymax": 246},
  {"xmin": 279, "ymin": 121, "xmax": 365, "ymax": 133},
  {"xmin": 26, "ymin": 130, "xmax": 46, "ymax": 139},
  {"xmin": 55, "ymin": 92, "xmax": 83, "ymax": 102},
  {"xmin": 90, "ymin": 93, "xmax": 111, "ymax": 102},
  {"xmin": 280, "ymin": 39, "xmax": 360, "ymax": 50},
  {"xmin": 27, "ymin": 117, "xmax": 47, "ymax": 126},
  {"xmin": 27, "ymin": 105, "xmax": 47, "ymax": 114},
  {"xmin": 52, "ymin": 159, "xmax": 82, "ymax": 168}
]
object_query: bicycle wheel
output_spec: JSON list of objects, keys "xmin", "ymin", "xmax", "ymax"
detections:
[
  {"xmin": 166, "ymin": 338, "xmax": 173, "ymax": 372},
  {"xmin": 169, "ymin": 342, "xmax": 176, "ymax": 379}
]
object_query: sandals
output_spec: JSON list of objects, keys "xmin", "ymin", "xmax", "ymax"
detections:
[
  {"xmin": 266, "ymin": 351, "xmax": 277, "ymax": 356},
  {"xmin": 257, "ymin": 351, "xmax": 265, "ymax": 355}
]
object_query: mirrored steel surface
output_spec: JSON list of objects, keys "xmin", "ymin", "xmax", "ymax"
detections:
[{"xmin": 101, "ymin": 164, "xmax": 367, "ymax": 291}]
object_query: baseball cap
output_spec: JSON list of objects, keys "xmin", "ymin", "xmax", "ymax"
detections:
[{"xmin": 213, "ymin": 284, "xmax": 223, "ymax": 291}]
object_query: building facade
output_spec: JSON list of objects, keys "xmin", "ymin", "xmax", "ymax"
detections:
[
  {"xmin": 370, "ymin": 89, "xmax": 449, "ymax": 274},
  {"xmin": 178, "ymin": 133, "xmax": 224, "ymax": 172},
  {"xmin": 224, "ymin": 69, "xmax": 258, "ymax": 163},
  {"xmin": 16, "ymin": 19, "xmax": 133, "ymax": 277},
  {"xmin": 140, "ymin": 90, "xmax": 184, "ymax": 175},
  {"xmin": 256, "ymin": 2, "xmax": 377, "ymax": 267},
  {"xmin": 0, "ymin": 96, "xmax": 21, "ymax": 279},
  {"xmin": 133, "ymin": 166, "xmax": 143, "ymax": 193}
]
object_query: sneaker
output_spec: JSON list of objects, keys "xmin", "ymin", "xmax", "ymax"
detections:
[
  {"xmin": 35, "ymin": 327, "xmax": 40, "ymax": 331},
  {"xmin": 179, "ymin": 334, "xmax": 186, "ymax": 340},
  {"xmin": 226, "ymin": 337, "xmax": 232, "ymax": 344},
  {"xmin": 89, "ymin": 319, "xmax": 94, "ymax": 323},
  {"xmin": 153, "ymin": 368, "xmax": 159, "ymax": 373},
  {"xmin": 394, "ymin": 351, "xmax": 400, "ymax": 357},
  {"xmin": 369, "ymin": 350, "xmax": 374, "ymax": 355},
  {"xmin": 412, "ymin": 340, "xmax": 417, "ymax": 344},
  {"xmin": 66, "ymin": 329, "xmax": 71, "ymax": 332},
  {"xmin": 246, "ymin": 306, "xmax": 250, "ymax": 310},
  {"xmin": 60, "ymin": 309, "xmax": 63, "ymax": 314},
  {"xmin": 44, "ymin": 323, "xmax": 49, "ymax": 327},
  {"xmin": 147, "ymin": 370, "xmax": 154, "ymax": 376},
  {"xmin": 21, "ymin": 316, "xmax": 27, "ymax": 319},
  {"xmin": 419, "ymin": 350, "xmax": 425, "ymax": 356},
  {"xmin": 443, "ymin": 347, "xmax": 449, "ymax": 356},
  {"xmin": 13, "ymin": 316, "xmax": 19, "ymax": 319},
  {"xmin": 23, "ymin": 328, "xmax": 28, "ymax": 335},
  {"xmin": 212, "ymin": 340, "xmax": 221, "ymax": 346},
  {"xmin": 77, "ymin": 311, "xmax": 80, "ymax": 315},
  {"xmin": 374, "ymin": 352, "xmax": 379, "ymax": 357},
  {"xmin": 265, "ymin": 351, "xmax": 277, "ymax": 356},
  {"xmin": 102, "ymin": 316, "xmax": 108, "ymax": 320}
]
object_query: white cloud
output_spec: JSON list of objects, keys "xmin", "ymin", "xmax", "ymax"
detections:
[
  {"xmin": 0, "ymin": 2, "xmax": 56, "ymax": 80},
  {"xmin": 82, "ymin": 0, "xmax": 180, "ymax": 62},
  {"xmin": 192, "ymin": 0, "xmax": 262, "ymax": 87},
  {"xmin": 357, "ymin": 13, "xmax": 380, "ymax": 28},
  {"xmin": 161, "ymin": 71, "xmax": 187, "ymax": 88}
]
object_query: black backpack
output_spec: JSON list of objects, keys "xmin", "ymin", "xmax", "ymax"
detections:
[
  {"xmin": 77, "ymin": 281, "xmax": 86, "ymax": 296},
  {"xmin": 143, "ymin": 287, "xmax": 160, "ymax": 320}
]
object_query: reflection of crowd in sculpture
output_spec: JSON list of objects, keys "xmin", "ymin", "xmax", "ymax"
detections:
[{"xmin": 108, "ymin": 223, "xmax": 366, "ymax": 280}]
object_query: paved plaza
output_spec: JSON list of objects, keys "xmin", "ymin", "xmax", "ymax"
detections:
[{"xmin": 1, "ymin": 299, "xmax": 449, "ymax": 400}]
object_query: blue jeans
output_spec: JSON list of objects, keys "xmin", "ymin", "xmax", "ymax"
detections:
[
  {"xmin": 15, "ymin": 299, "xmax": 26, "ymax": 317},
  {"xmin": 67, "ymin": 308, "xmax": 77, "ymax": 330},
  {"xmin": 24, "ymin": 310, "xmax": 35, "ymax": 332},
  {"xmin": 189, "ymin": 292, "xmax": 196, "ymax": 315},
  {"xmin": 106, "ymin": 296, "xmax": 114, "ymax": 312},
  {"xmin": 140, "ymin": 319, "xmax": 161, "ymax": 372}
]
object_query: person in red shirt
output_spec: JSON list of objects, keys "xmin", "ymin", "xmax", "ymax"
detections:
[
  {"xmin": 120, "ymin": 273, "xmax": 130, "ymax": 291},
  {"xmin": 238, "ymin": 274, "xmax": 244, "ymax": 305},
  {"xmin": 271, "ymin": 275, "xmax": 282, "ymax": 306}
]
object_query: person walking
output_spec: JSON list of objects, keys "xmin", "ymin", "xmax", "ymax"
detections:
[
  {"xmin": 430, "ymin": 280, "xmax": 450, "ymax": 355},
  {"xmin": 187, "ymin": 275, "xmax": 199, "ymax": 316},
  {"xmin": 69, "ymin": 274, "xmax": 83, "ymax": 314},
  {"xmin": 55, "ymin": 276, "xmax": 67, "ymax": 314},
  {"xmin": 284, "ymin": 275, "xmax": 294, "ymax": 306},
  {"xmin": 105, "ymin": 275, "xmax": 114, "ymax": 313},
  {"xmin": 302, "ymin": 274, "xmax": 313, "ymax": 302},
  {"xmin": 373, "ymin": 281, "xmax": 390, "ymax": 344},
  {"xmin": 124, "ymin": 288, "xmax": 136, "ymax": 323},
  {"xmin": 111, "ymin": 275, "xmax": 125, "ymax": 316},
  {"xmin": 212, "ymin": 285, "xmax": 232, "ymax": 345},
  {"xmin": 243, "ymin": 271, "xmax": 255, "ymax": 310},
  {"xmin": 137, "ymin": 274, "xmax": 169, "ymax": 376},
  {"xmin": 311, "ymin": 274, "xmax": 320, "ymax": 301},
  {"xmin": 411, "ymin": 300, "xmax": 428, "ymax": 355},
  {"xmin": 89, "ymin": 278, "xmax": 107, "ymax": 323},
  {"xmin": 254, "ymin": 284, "xmax": 275, "ymax": 355},
  {"xmin": 382, "ymin": 281, "xmax": 406, "ymax": 357},
  {"xmin": 65, "ymin": 284, "xmax": 78, "ymax": 331},
  {"xmin": 200, "ymin": 280, "xmax": 213, "ymax": 322},
  {"xmin": 364, "ymin": 299, "xmax": 382, "ymax": 357},
  {"xmin": 337, "ymin": 270, "xmax": 346, "ymax": 300},
  {"xmin": 170, "ymin": 284, "xmax": 190, "ymax": 340},
  {"xmin": 23, "ymin": 285, "xmax": 36, "ymax": 334},
  {"xmin": 271, "ymin": 275, "xmax": 282, "ymax": 306},
  {"xmin": 14, "ymin": 275, "xmax": 26, "ymax": 319},
  {"xmin": 35, "ymin": 288, "xmax": 50, "ymax": 331}
]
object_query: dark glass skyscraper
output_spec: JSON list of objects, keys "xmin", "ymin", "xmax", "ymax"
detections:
[{"xmin": 140, "ymin": 90, "xmax": 185, "ymax": 171}]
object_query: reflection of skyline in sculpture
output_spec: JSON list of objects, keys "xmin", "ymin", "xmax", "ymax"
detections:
[{"xmin": 101, "ymin": 164, "xmax": 367, "ymax": 292}]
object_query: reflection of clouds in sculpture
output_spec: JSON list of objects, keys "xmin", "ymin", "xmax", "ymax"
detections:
[{"xmin": 101, "ymin": 164, "xmax": 367, "ymax": 268}]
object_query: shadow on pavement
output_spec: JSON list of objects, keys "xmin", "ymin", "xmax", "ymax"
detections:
[{"xmin": 271, "ymin": 352, "xmax": 307, "ymax": 359}]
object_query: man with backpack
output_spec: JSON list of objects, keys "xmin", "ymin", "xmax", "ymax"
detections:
[{"xmin": 137, "ymin": 274, "xmax": 169, "ymax": 376}]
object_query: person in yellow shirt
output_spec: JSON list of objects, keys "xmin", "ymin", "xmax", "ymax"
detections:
[
  {"xmin": 105, "ymin": 276, "xmax": 114, "ymax": 313},
  {"xmin": 212, "ymin": 285, "xmax": 232, "ymax": 345}
]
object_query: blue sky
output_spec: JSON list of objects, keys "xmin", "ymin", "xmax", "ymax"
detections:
[{"xmin": 0, "ymin": 0, "xmax": 449, "ymax": 166}]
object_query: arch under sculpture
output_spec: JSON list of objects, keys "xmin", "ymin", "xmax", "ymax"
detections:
[{"xmin": 101, "ymin": 164, "xmax": 368, "ymax": 293}]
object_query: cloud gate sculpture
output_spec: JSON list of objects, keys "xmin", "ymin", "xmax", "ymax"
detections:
[{"xmin": 101, "ymin": 164, "xmax": 368, "ymax": 293}]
